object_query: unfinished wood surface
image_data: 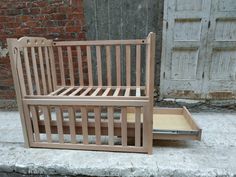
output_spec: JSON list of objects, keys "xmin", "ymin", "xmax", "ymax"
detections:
[
  {"xmin": 48, "ymin": 46, "xmax": 57, "ymax": 90},
  {"xmin": 55, "ymin": 107, "xmax": 64, "ymax": 143},
  {"xmin": 42, "ymin": 106, "xmax": 52, "ymax": 143},
  {"xmin": 113, "ymin": 88, "xmax": 120, "ymax": 96},
  {"xmin": 80, "ymin": 87, "xmax": 92, "ymax": 96},
  {"xmin": 53, "ymin": 39, "xmax": 147, "ymax": 46},
  {"xmin": 94, "ymin": 107, "xmax": 101, "ymax": 145},
  {"xmin": 44, "ymin": 47, "xmax": 53, "ymax": 92},
  {"xmin": 48, "ymin": 87, "xmax": 64, "ymax": 96},
  {"xmin": 7, "ymin": 39, "xmax": 30, "ymax": 147},
  {"xmin": 68, "ymin": 107, "xmax": 76, "ymax": 143},
  {"xmin": 96, "ymin": 46, "xmax": 102, "ymax": 86},
  {"xmin": 81, "ymin": 107, "xmax": 88, "ymax": 144},
  {"xmin": 69, "ymin": 87, "xmax": 83, "ymax": 96},
  {"xmin": 106, "ymin": 46, "xmax": 112, "ymax": 86},
  {"xmin": 38, "ymin": 46, "xmax": 47, "ymax": 94},
  {"xmin": 31, "ymin": 47, "xmax": 41, "ymax": 95},
  {"xmin": 121, "ymin": 107, "xmax": 127, "ymax": 146},
  {"xmin": 30, "ymin": 106, "xmax": 40, "ymax": 142},
  {"xmin": 91, "ymin": 88, "xmax": 101, "ymax": 96},
  {"xmin": 86, "ymin": 46, "xmax": 93, "ymax": 86},
  {"xmin": 76, "ymin": 46, "xmax": 84, "ymax": 86},
  {"xmin": 136, "ymin": 45, "xmax": 141, "ymax": 86},
  {"xmin": 23, "ymin": 48, "xmax": 33, "ymax": 94},
  {"xmin": 107, "ymin": 107, "xmax": 114, "ymax": 145},
  {"xmin": 57, "ymin": 46, "xmax": 65, "ymax": 85},
  {"xmin": 126, "ymin": 45, "xmax": 131, "ymax": 86},
  {"xmin": 135, "ymin": 107, "xmax": 141, "ymax": 146},
  {"xmin": 59, "ymin": 87, "xmax": 74, "ymax": 96},
  {"xmin": 8, "ymin": 33, "xmax": 156, "ymax": 154},
  {"xmin": 115, "ymin": 45, "xmax": 121, "ymax": 86},
  {"xmin": 67, "ymin": 46, "xmax": 75, "ymax": 86},
  {"xmin": 16, "ymin": 49, "xmax": 26, "ymax": 96}
]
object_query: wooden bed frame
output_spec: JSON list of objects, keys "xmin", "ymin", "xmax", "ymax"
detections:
[{"xmin": 7, "ymin": 32, "xmax": 156, "ymax": 154}]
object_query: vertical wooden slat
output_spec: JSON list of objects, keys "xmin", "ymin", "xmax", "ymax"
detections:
[
  {"xmin": 121, "ymin": 107, "xmax": 127, "ymax": 146},
  {"xmin": 42, "ymin": 106, "xmax": 52, "ymax": 143},
  {"xmin": 48, "ymin": 46, "xmax": 57, "ymax": 90},
  {"xmin": 94, "ymin": 107, "xmax": 101, "ymax": 145},
  {"xmin": 24, "ymin": 48, "xmax": 33, "ymax": 94},
  {"xmin": 135, "ymin": 107, "xmax": 141, "ymax": 146},
  {"xmin": 86, "ymin": 46, "xmax": 93, "ymax": 86},
  {"xmin": 44, "ymin": 47, "xmax": 53, "ymax": 92},
  {"xmin": 31, "ymin": 47, "xmax": 41, "ymax": 95},
  {"xmin": 55, "ymin": 107, "xmax": 64, "ymax": 143},
  {"xmin": 115, "ymin": 45, "xmax": 121, "ymax": 86},
  {"xmin": 38, "ymin": 47, "xmax": 47, "ymax": 94},
  {"xmin": 68, "ymin": 107, "xmax": 76, "ymax": 144},
  {"xmin": 96, "ymin": 46, "xmax": 102, "ymax": 86},
  {"xmin": 58, "ymin": 46, "xmax": 65, "ymax": 85},
  {"xmin": 81, "ymin": 107, "xmax": 88, "ymax": 144},
  {"xmin": 76, "ymin": 46, "xmax": 84, "ymax": 86},
  {"xmin": 17, "ymin": 49, "xmax": 26, "ymax": 96},
  {"xmin": 126, "ymin": 45, "xmax": 131, "ymax": 86},
  {"xmin": 30, "ymin": 106, "xmax": 40, "ymax": 142},
  {"xmin": 67, "ymin": 46, "xmax": 75, "ymax": 86},
  {"xmin": 106, "ymin": 46, "xmax": 112, "ymax": 86},
  {"xmin": 107, "ymin": 107, "xmax": 114, "ymax": 145},
  {"xmin": 136, "ymin": 44, "xmax": 141, "ymax": 86}
]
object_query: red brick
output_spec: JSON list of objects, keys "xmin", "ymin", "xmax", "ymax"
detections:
[
  {"xmin": 65, "ymin": 26, "xmax": 81, "ymax": 32},
  {"xmin": 0, "ymin": 0, "xmax": 86, "ymax": 100}
]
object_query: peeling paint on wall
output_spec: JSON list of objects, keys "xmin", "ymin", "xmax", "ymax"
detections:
[{"xmin": 0, "ymin": 47, "xmax": 8, "ymax": 58}]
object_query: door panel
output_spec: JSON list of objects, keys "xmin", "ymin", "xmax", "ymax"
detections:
[
  {"xmin": 161, "ymin": 0, "xmax": 236, "ymax": 99},
  {"xmin": 204, "ymin": 0, "xmax": 236, "ymax": 99},
  {"xmin": 160, "ymin": 0, "xmax": 211, "ymax": 99}
]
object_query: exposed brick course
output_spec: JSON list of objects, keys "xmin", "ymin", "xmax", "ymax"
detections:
[{"xmin": 0, "ymin": 0, "xmax": 86, "ymax": 99}]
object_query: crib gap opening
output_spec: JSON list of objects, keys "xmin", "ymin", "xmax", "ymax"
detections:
[
  {"xmin": 141, "ymin": 44, "xmax": 146, "ymax": 86},
  {"xmin": 131, "ymin": 44, "xmax": 136, "ymax": 86},
  {"xmin": 75, "ymin": 107, "xmax": 82, "ymax": 143}
]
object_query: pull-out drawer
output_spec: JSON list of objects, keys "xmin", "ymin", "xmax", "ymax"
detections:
[{"xmin": 127, "ymin": 106, "xmax": 201, "ymax": 141}]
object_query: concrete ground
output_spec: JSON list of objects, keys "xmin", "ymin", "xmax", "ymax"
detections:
[{"xmin": 0, "ymin": 110, "xmax": 235, "ymax": 177}]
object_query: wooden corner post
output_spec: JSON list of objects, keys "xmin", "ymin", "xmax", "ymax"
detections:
[
  {"xmin": 7, "ymin": 38, "xmax": 30, "ymax": 148},
  {"xmin": 144, "ymin": 32, "xmax": 156, "ymax": 154}
]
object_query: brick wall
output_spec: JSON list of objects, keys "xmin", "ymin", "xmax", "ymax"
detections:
[{"xmin": 0, "ymin": 0, "xmax": 86, "ymax": 99}]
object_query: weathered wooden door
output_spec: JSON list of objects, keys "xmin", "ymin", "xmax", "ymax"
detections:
[
  {"xmin": 161, "ymin": 0, "xmax": 236, "ymax": 99},
  {"xmin": 204, "ymin": 0, "xmax": 236, "ymax": 99}
]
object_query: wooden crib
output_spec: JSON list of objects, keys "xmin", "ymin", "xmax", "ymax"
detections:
[{"xmin": 7, "ymin": 32, "xmax": 155, "ymax": 154}]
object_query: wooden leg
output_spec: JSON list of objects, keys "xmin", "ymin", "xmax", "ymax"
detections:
[{"xmin": 143, "ymin": 104, "xmax": 153, "ymax": 154}]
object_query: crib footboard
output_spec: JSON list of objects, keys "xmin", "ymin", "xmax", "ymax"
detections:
[{"xmin": 23, "ymin": 99, "xmax": 152, "ymax": 154}]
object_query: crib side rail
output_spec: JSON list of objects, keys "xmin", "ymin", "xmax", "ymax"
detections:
[
  {"xmin": 52, "ymin": 34, "xmax": 155, "ymax": 95},
  {"xmin": 7, "ymin": 37, "xmax": 57, "ymax": 96}
]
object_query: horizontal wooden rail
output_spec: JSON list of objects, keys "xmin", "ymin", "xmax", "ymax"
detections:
[
  {"xmin": 23, "ymin": 99, "xmax": 148, "ymax": 106},
  {"xmin": 53, "ymin": 39, "xmax": 147, "ymax": 46}
]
